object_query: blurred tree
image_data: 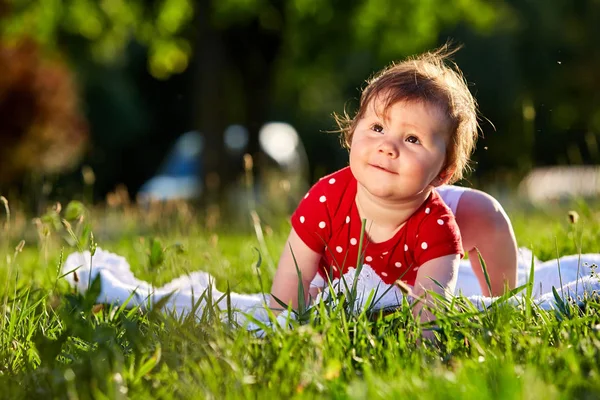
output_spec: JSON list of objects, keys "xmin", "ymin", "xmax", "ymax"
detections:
[
  {"xmin": 1, "ymin": 0, "xmax": 501, "ymax": 204},
  {"xmin": 191, "ymin": 0, "xmax": 501, "ymax": 204},
  {"xmin": 438, "ymin": 0, "xmax": 600, "ymax": 184},
  {"xmin": 271, "ymin": 0, "xmax": 502, "ymax": 181},
  {"xmin": 511, "ymin": 0, "xmax": 600, "ymax": 168},
  {"xmin": 0, "ymin": 0, "xmax": 195, "ymax": 198},
  {"xmin": 0, "ymin": 38, "xmax": 88, "ymax": 188},
  {"xmin": 1, "ymin": 0, "xmax": 194, "ymax": 79},
  {"xmin": 191, "ymin": 0, "xmax": 287, "ymax": 205}
]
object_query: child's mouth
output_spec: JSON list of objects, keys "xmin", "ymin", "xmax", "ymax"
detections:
[{"xmin": 370, "ymin": 164, "xmax": 396, "ymax": 174}]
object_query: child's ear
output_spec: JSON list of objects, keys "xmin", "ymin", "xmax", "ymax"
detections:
[{"xmin": 433, "ymin": 167, "xmax": 455, "ymax": 187}]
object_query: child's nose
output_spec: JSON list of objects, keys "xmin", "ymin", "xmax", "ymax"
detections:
[{"xmin": 378, "ymin": 140, "xmax": 399, "ymax": 158}]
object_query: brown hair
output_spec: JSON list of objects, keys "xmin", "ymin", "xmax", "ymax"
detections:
[{"xmin": 335, "ymin": 45, "xmax": 479, "ymax": 184}]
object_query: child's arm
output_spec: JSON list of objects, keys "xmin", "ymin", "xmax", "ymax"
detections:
[
  {"xmin": 269, "ymin": 228, "xmax": 322, "ymax": 311},
  {"xmin": 411, "ymin": 254, "xmax": 460, "ymax": 341}
]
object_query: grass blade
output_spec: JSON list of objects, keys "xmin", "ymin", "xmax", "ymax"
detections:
[{"xmin": 476, "ymin": 248, "xmax": 493, "ymax": 297}]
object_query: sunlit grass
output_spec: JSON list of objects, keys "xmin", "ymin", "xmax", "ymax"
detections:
[{"xmin": 2, "ymin": 195, "xmax": 600, "ymax": 398}]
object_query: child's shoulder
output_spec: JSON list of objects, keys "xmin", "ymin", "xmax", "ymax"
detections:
[
  {"xmin": 310, "ymin": 166, "xmax": 355, "ymax": 195},
  {"xmin": 407, "ymin": 189, "xmax": 463, "ymax": 263},
  {"xmin": 318, "ymin": 166, "xmax": 353, "ymax": 183},
  {"xmin": 426, "ymin": 189, "xmax": 455, "ymax": 215},
  {"xmin": 300, "ymin": 167, "xmax": 356, "ymax": 216},
  {"xmin": 409, "ymin": 190, "xmax": 457, "ymax": 229}
]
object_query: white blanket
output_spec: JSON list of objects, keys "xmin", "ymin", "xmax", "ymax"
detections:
[{"xmin": 62, "ymin": 248, "xmax": 600, "ymax": 331}]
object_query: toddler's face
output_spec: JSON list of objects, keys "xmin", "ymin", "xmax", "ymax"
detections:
[{"xmin": 349, "ymin": 98, "xmax": 450, "ymax": 202}]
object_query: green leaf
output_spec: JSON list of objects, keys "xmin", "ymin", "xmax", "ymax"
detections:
[
  {"xmin": 490, "ymin": 283, "xmax": 528, "ymax": 309},
  {"xmin": 151, "ymin": 291, "xmax": 175, "ymax": 315},
  {"xmin": 525, "ymin": 248, "xmax": 536, "ymax": 319},
  {"xmin": 288, "ymin": 243, "xmax": 306, "ymax": 317},
  {"xmin": 148, "ymin": 237, "xmax": 165, "ymax": 269},
  {"xmin": 552, "ymin": 286, "xmax": 569, "ymax": 317},
  {"xmin": 64, "ymin": 200, "xmax": 86, "ymax": 221},
  {"xmin": 133, "ymin": 346, "xmax": 162, "ymax": 383},
  {"xmin": 83, "ymin": 273, "xmax": 103, "ymax": 311},
  {"xmin": 477, "ymin": 249, "xmax": 493, "ymax": 296}
]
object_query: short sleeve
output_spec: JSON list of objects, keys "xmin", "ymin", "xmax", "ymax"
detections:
[
  {"xmin": 413, "ymin": 202, "xmax": 463, "ymax": 267},
  {"xmin": 291, "ymin": 181, "xmax": 332, "ymax": 253}
]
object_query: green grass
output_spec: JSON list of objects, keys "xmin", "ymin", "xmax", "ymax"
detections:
[{"xmin": 2, "ymin": 196, "xmax": 600, "ymax": 399}]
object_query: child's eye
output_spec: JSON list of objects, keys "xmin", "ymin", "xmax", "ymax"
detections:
[
  {"xmin": 371, "ymin": 124, "xmax": 384, "ymax": 133},
  {"xmin": 406, "ymin": 135, "xmax": 421, "ymax": 144}
]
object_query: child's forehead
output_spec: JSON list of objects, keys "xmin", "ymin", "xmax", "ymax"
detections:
[{"xmin": 365, "ymin": 93, "xmax": 446, "ymax": 120}]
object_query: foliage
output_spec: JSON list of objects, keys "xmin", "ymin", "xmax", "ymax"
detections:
[
  {"xmin": 510, "ymin": 0, "xmax": 600, "ymax": 167},
  {"xmin": 2, "ymin": 196, "xmax": 600, "ymax": 397},
  {"xmin": 2, "ymin": 0, "xmax": 600, "ymax": 198},
  {"xmin": 0, "ymin": 39, "xmax": 88, "ymax": 185},
  {"xmin": 0, "ymin": 0, "xmax": 502, "ymax": 84},
  {"xmin": 270, "ymin": 0, "xmax": 503, "ymax": 121},
  {"xmin": 1, "ymin": 0, "xmax": 194, "ymax": 79}
]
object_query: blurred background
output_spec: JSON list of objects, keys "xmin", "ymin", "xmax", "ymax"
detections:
[{"xmin": 1, "ymin": 0, "xmax": 599, "ymax": 222}]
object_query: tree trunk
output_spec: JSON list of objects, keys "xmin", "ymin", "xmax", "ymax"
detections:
[
  {"xmin": 194, "ymin": 0, "xmax": 231, "ymax": 207},
  {"xmin": 194, "ymin": 1, "xmax": 284, "ymax": 211}
]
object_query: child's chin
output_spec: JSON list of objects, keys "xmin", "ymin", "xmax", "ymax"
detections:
[{"xmin": 366, "ymin": 185, "xmax": 400, "ymax": 199}]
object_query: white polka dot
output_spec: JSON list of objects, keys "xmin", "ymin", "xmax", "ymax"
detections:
[
  {"xmin": 365, "ymin": 256, "xmax": 373, "ymax": 262},
  {"xmin": 319, "ymin": 221, "xmax": 326, "ymax": 229},
  {"xmin": 304, "ymin": 192, "xmax": 309, "ymax": 199},
  {"xmin": 437, "ymin": 219, "xmax": 444, "ymax": 225},
  {"xmin": 300, "ymin": 216, "xmax": 305, "ymax": 223},
  {"xmin": 350, "ymin": 238, "xmax": 357, "ymax": 245},
  {"xmin": 425, "ymin": 207, "xmax": 430, "ymax": 214},
  {"xmin": 421, "ymin": 242, "xmax": 428, "ymax": 250},
  {"xmin": 329, "ymin": 178, "xmax": 336, "ymax": 184},
  {"xmin": 413, "ymin": 266, "xmax": 419, "ymax": 271},
  {"xmin": 345, "ymin": 216, "xmax": 350, "ymax": 223},
  {"xmin": 394, "ymin": 262, "xmax": 402, "ymax": 268},
  {"xmin": 382, "ymin": 251, "xmax": 388, "ymax": 255},
  {"xmin": 404, "ymin": 244, "xmax": 408, "ymax": 251},
  {"xmin": 381, "ymin": 272, "xmax": 388, "ymax": 277},
  {"xmin": 332, "ymin": 265, "xmax": 338, "ymax": 271},
  {"xmin": 319, "ymin": 195, "xmax": 326, "ymax": 203},
  {"xmin": 336, "ymin": 246, "xmax": 343, "ymax": 253}
]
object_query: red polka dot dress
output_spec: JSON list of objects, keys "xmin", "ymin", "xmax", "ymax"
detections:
[{"xmin": 291, "ymin": 167, "xmax": 463, "ymax": 286}]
